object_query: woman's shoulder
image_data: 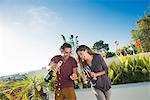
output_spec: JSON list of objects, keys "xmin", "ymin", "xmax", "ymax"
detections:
[{"xmin": 94, "ymin": 54, "xmax": 102, "ymax": 59}]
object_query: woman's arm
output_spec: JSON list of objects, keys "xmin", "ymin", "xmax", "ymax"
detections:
[
  {"xmin": 90, "ymin": 71, "xmax": 105, "ymax": 78},
  {"xmin": 90, "ymin": 55, "xmax": 108, "ymax": 77},
  {"xmin": 99, "ymin": 54, "xmax": 108, "ymax": 72}
]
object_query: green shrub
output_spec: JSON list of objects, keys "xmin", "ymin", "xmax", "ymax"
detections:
[{"xmin": 108, "ymin": 54, "xmax": 150, "ymax": 84}]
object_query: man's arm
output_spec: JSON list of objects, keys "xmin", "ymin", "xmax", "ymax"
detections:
[
  {"xmin": 73, "ymin": 67, "xmax": 78, "ymax": 74},
  {"xmin": 49, "ymin": 56, "xmax": 61, "ymax": 73},
  {"xmin": 70, "ymin": 67, "xmax": 78, "ymax": 80},
  {"xmin": 49, "ymin": 61, "xmax": 59, "ymax": 72}
]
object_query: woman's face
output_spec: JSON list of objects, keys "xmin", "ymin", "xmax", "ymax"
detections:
[{"xmin": 77, "ymin": 50, "xmax": 88, "ymax": 61}]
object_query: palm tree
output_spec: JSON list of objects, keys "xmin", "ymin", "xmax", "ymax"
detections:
[
  {"xmin": 61, "ymin": 34, "xmax": 66, "ymax": 43},
  {"xmin": 61, "ymin": 34, "xmax": 79, "ymax": 56}
]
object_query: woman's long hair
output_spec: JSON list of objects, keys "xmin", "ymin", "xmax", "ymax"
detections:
[{"xmin": 76, "ymin": 45, "xmax": 98, "ymax": 71}]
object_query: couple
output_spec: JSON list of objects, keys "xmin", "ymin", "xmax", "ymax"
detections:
[{"xmin": 49, "ymin": 43, "xmax": 111, "ymax": 100}]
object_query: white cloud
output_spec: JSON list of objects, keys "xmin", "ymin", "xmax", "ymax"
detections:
[
  {"xmin": 0, "ymin": 5, "xmax": 63, "ymax": 33},
  {"xmin": 0, "ymin": 5, "xmax": 63, "ymax": 76}
]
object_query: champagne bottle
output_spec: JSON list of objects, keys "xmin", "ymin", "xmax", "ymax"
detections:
[{"xmin": 44, "ymin": 60, "xmax": 63, "ymax": 82}]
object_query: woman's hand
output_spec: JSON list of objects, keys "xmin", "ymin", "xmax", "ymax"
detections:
[
  {"xmin": 90, "ymin": 72, "xmax": 97, "ymax": 78},
  {"xmin": 82, "ymin": 75, "xmax": 88, "ymax": 81}
]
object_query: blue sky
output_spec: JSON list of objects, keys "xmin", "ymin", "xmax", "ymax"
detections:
[{"xmin": 0, "ymin": 0, "xmax": 149, "ymax": 76}]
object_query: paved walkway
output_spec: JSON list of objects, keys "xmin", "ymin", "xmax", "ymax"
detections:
[
  {"xmin": 48, "ymin": 82, "xmax": 150, "ymax": 100},
  {"xmin": 75, "ymin": 82, "xmax": 150, "ymax": 100}
]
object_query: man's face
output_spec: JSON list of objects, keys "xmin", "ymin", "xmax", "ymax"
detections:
[{"xmin": 61, "ymin": 48, "xmax": 72, "ymax": 59}]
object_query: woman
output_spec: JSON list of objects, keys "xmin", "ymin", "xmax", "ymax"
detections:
[{"xmin": 76, "ymin": 45, "xmax": 111, "ymax": 100}]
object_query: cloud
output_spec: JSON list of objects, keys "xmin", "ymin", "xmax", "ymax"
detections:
[
  {"xmin": 0, "ymin": 5, "xmax": 62, "ymax": 33},
  {"xmin": 27, "ymin": 6, "xmax": 62, "ymax": 26},
  {"xmin": 0, "ymin": 5, "xmax": 63, "ymax": 76}
]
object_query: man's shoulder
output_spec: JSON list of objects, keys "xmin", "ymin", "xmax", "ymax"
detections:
[
  {"xmin": 51, "ymin": 55, "xmax": 62, "ymax": 62},
  {"xmin": 70, "ymin": 56, "xmax": 76, "ymax": 60},
  {"xmin": 51, "ymin": 55, "xmax": 62, "ymax": 60},
  {"xmin": 69, "ymin": 56, "xmax": 77, "ymax": 62},
  {"xmin": 54, "ymin": 55, "xmax": 62, "ymax": 57}
]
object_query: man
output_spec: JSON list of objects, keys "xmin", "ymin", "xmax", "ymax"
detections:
[{"xmin": 50, "ymin": 43, "xmax": 78, "ymax": 100}]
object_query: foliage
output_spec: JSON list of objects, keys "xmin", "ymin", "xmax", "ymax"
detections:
[
  {"xmin": 0, "ymin": 75, "xmax": 51, "ymax": 100},
  {"xmin": 93, "ymin": 40, "xmax": 109, "ymax": 52},
  {"xmin": 108, "ymin": 54, "xmax": 150, "ymax": 84},
  {"xmin": 117, "ymin": 44, "xmax": 137, "ymax": 56},
  {"xmin": 106, "ymin": 52, "xmax": 116, "ymax": 58},
  {"xmin": 131, "ymin": 13, "xmax": 150, "ymax": 52},
  {"xmin": 137, "ymin": 14, "xmax": 150, "ymax": 52},
  {"xmin": 92, "ymin": 40, "xmax": 115, "ymax": 58}
]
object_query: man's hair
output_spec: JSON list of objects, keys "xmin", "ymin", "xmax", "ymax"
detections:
[{"xmin": 60, "ymin": 43, "xmax": 72, "ymax": 50}]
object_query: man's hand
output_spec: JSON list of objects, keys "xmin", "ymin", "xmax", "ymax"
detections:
[
  {"xmin": 70, "ymin": 73, "xmax": 78, "ymax": 80},
  {"xmin": 50, "ymin": 62, "xmax": 60, "ymax": 73}
]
